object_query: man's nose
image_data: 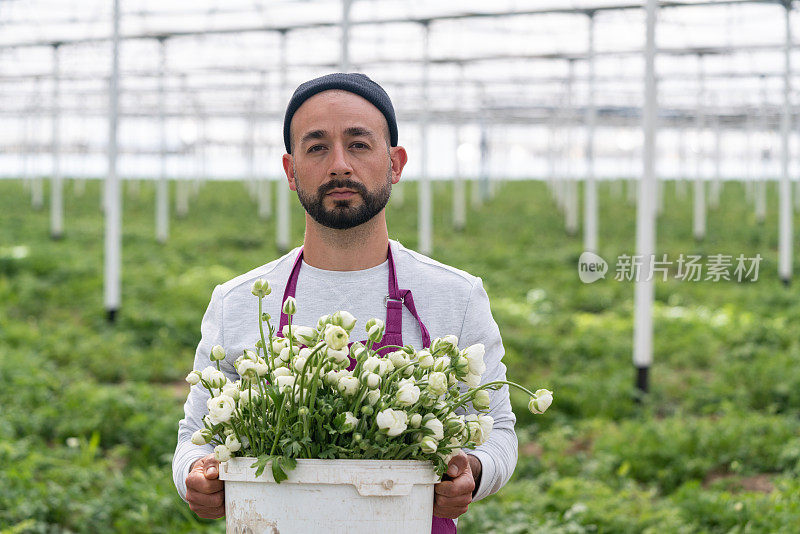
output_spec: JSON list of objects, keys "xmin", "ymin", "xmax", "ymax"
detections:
[{"xmin": 328, "ymin": 144, "xmax": 353, "ymax": 177}]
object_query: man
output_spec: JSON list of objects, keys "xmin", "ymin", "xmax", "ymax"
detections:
[{"xmin": 173, "ymin": 73, "xmax": 518, "ymax": 531}]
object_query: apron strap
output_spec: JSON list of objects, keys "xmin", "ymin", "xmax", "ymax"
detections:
[{"xmin": 278, "ymin": 243, "xmax": 431, "ymax": 349}]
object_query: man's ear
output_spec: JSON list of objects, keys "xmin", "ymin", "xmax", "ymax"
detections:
[
  {"xmin": 282, "ymin": 153, "xmax": 297, "ymax": 191},
  {"xmin": 389, "ymin": 146, "xmax": 408, "ymax": 185}
]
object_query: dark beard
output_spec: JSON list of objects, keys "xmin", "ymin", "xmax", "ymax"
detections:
[{"xmin": 295, "ymin": 168, "xmax": 392, "ymax": 230}]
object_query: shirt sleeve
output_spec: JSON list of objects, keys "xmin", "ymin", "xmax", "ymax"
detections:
[
  {"xmin": 172, "ymin": 284, "xmax": 240, "ymax": 502},
  {"xmin": 457, "ymin": 278, "xmax": 518, "ymax": 502}
]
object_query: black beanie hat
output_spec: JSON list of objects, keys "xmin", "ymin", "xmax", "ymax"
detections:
[{"xmin": 283, "ymin": 72, "xmax": 398, "ymax": 154}]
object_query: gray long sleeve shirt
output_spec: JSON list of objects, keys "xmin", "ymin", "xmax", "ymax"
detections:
[{"xmin": 173, "ymin": 239, "xmax": 518, "ymax": 505}]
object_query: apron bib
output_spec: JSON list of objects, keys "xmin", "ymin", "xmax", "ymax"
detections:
[{"xmin": 277, "ymin": 244, "xmax": 456, "ymax": 534}]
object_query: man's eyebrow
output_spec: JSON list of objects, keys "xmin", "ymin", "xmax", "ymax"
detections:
[
  {"xmin": 299, "ymin": 129, "xmax": 327, "ymax": 145},
  {"xmin": 344, "ymin": 127, "xmax": 376, "ymax": 139}
]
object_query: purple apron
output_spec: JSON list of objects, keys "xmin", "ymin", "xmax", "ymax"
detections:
[{"xmin": 277, "ymin": 244, "xmax": 457, "ymax": 534}]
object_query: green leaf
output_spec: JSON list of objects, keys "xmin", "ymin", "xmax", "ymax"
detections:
[{"xmin": 271, "ymin": 456, "xmax": 288, "ymax": 483}]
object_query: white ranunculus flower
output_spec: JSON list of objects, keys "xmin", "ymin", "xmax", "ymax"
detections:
[
  {"xmin": 290, "ymin": 326, "xmax": 316, "ymax": 346},
  {"xmin": 292, "ymin": 356, "xmax": 307, "ymax": 373},
  {"xmin": 207, "ymin": 394, "xmax": 236, "ymax": 425},
  {"xmin": 270, "ymin": 337, "xmax": 288, "ymax": 354},
  {"xmin": 276, "ymin": 375, "xmax": 296, "ymax": 393},
  {"xmin": 366, "ymin": 389, "xmax": 381, "ymax": 406},
  {"xmin": 324, "ymin": 324, "xmax": 349, "ymax": 350},
  {"xmin": 376, "ymin": 408, "xmax": 408, "ymax": 437},
  {"xmin": 396, "ymin": 380, "xmax": 421, "ymax": 407},
  {"xmin": 225, "ymin": 434, "xmax": 242, "ymax": 452},
  {"xmin": 417, "ymin": 350, "xmax": 434, "ymax": 369},
  {"xmin": 427, "ymin": 372, "xmax": 448, "ymax": 397},
  {"xmin": 365, "ymin": 372, "xmax": 381, "ymax": 389},
  {"xmin": 433, "ymin": 356, "xmax": 451, "ymax": 373},
  {"xmin": 351, "ymin": 343, "xmax": 368, "ymax": 361},
  {"xmin": 334, "ymin": 311, "xmax": 357, "ymax": 332},
  {"xmin": 324, "ymin": 369, "xmax": 341, "ymax": 386},
  {"xmin": 409, "ymin": 413, "xmax": 423, "ymax": 428},
  {"xmin": 342, "ymin": 411, "xmax": 359, "ymax": 432},
  {"xmin": 210, "ymin": 345, "xmax": 226, "ymax": 362},
  {"xmin": 201, "ymin": 367, "xmax": 227, "ymax": 388},
  {"xmin": 338, "ymin": 376, "xmax": 360, "ymax": 397},
  {"xmin": 420, "ymin": 436, "xmax": 439, "ymax": 454},
  {"xmin": 272, "ymin": 366, "xmax": 292, "ymax": 379},
  {"xmin": 191, "ymin": 429, "xmax": 209, "ymax": 445},
  {"xmin": 462, "ymin": 344, "xmax": 486, "ymax": 376},
  {"xmin": 362, "ymin": 356, "xmax": 381, "ymax": 374},
  {"xmin": 377, "ymin": 359, "xmax": 394, "ymax": 377},
  {"xmin": 214, "ymin": 444, "xmax": 232, "ymax": 462},
  {"xmin": 529, "ymin": 389, "xmax": 553, "ymax": 414},
  {"xmin": 185, "ymin": 370, "xmax": 201, "ymax": 385},
  {"xmin": 236, "ymin": 359, "xmax": 257, "ymax": 378},
  {"xmin": 477, "ymin": 415, "xmax": 494, "ymax": 445},
  {"xmin": 388, "ymin": 350, "xmax": 407, "ymax": 370},
  {"xmin": 238, "ymin": 387, "xmax": 260, "ymax": 407},
  {"xmin": 327, "ymin": 347, "xmax": 350, "ymax": 367},
  {"xmin": 252, "ymin": 357, "xmax": 268, "ymax": 376},
  {"xmin": 222, "ymin": 382, "xmax": 240, "ymax": 401},
  {"xmin": 424, "ymin": 417, "xmax": 445, "ymax": 441},
  {"xmin": 464, "ymin": 373, "xmax": 482, "ymax": 388},
  {"xmin": 278, "ymin": 347, "xmax": 292, "ymax": 363}
]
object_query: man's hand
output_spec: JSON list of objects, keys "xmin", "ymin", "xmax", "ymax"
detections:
[
  {"xmin": 185, "ymin": 454, "xmax": 225, "ymax": 519},
  {"xmin": 433, "ymin": 452, "xmax": 480, "ymax": 519}
]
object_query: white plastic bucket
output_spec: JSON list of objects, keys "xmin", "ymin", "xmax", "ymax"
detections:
[{"xmin": 219, "ymin": 457, "xmax": 441, "ymax": 534}]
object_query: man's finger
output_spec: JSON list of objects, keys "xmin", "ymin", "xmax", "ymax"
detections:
[
  {"xmin": 445, "ymin": 452, "xmax": 470, "ymax": 478},
  {"xmin": 434, "ymin": 473, "xmax": 475, "ymax": 498},
  {"xmin": 204, "ymin": 457, "xmax": 220, "ymax": 479},
  {"xmin": 186, "ymin": 487, "xmax": 225, "ymax": 509},
  {"xmin": 434, "ymin": 492, "xmax": 472, "ymax": 509},
  {"xmin": 188, "ymin": 471, "xmax": 225, "ymax": 494}
]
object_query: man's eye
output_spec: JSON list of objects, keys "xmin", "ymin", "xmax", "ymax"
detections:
[
  {"xmin": 307, "ymin": 145, "xmax": 325, "ymax": 153},
  {"xmin": 351, "ymin": 142, "xmax": 368, "ymax": 149}
]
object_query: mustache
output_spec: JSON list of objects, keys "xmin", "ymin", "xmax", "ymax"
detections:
[{"xmin": 318, "ymin": 179, "xmax": 369, "ymax": 197}]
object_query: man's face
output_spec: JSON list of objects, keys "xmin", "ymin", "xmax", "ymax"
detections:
[{"xmin": 282, "ymin": 90, "xmax": 406, "ymax": 230}]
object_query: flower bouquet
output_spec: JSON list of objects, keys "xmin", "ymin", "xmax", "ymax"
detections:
[{"xmin": 186, "ymin": 278, "xmax": 553, "ymax": 532}]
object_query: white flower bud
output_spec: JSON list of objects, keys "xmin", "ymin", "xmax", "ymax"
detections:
[
  {"xmin": 365, "ymin": 318, "xmax": 385, "ymax": 342},
  {"xmin": 420, "ymin": 436, "xmax": 439, "ymax": 454},
  {"xmin": 473, "ymin": 389, "xmax": 491, "ymax": 411},
  {"xmin": 276, "ymin": 375, "xmax": 296, "ymax": 393},
  {"xmin": 464, "ymin": 373, "xmax": 481, "ymax": 388},
  {"xmin": 461, "ymin": 344, "xmax": 486, "ymax": 376},
  {"xmin": 366, "ymin": 389, "xmax": 381, "ymax": 406},
  {"xmin": 201, "ymin": 367, "xmax": 227, "ymax": 389},
  {"xmin": 333, "ymin": 311, "xmax": 357, "ymax": 332},
  {"xmin": 342, "ymin": 411, "xmax": 359, "ymax": 432},
  {"xmin": 210, "ymin": 345, "xmax": 227, "ymax": 362},
  {"xmin": 529, "ymin": 389, "xmax": 553, "ymax": 414},
  {"xmin": 282, "ymin": 296, "xmax": 297, "ymax": 316},
  {"xmin": 427, "ymin": 372, "xmax": 448, "ymax": 397},
  {"xmin": 365, "ymin": 372, "xmax": 381, "ymax": 389},
  {"xmin": 424, "ymin": 417, "xmax": 445, "ymax": 441},
  {"xmin": 291, "ymin": 326, "xmax": 317, "ymax": 347},
  {"xmin": 376, "ymin": 408, "xmax": 408, "ymax": 437},
  {"xmin": 214, "ymin": 444, "xmax": 232, "ymax": 462},
  {"xmin": 185, "ymin": 370, "xmax": 201, "ymax": 385},
  {"xmin": 409, "ymin": 413, "xmax": 423, "ymax": 428},
  {"xmin": 337, "ymin": 376, "xmax": 360, "ymax": 397},
  {"xmin": 417, "ymin": 350, "xmax": 434, "ymax": 369},
  {"xmin": 292, "ymin": 356, "xmax": 307, "ymax": 373},
  {"xmin": 191, "ymin": 429, "xmax": 209, "ymax": 445},
  {"xmin": 324, "ymin": 324, "xmax": 350, "ymax": 351},
  {"xmin": 225, "ymin": 435, "xmax": 242, "ymax": 453},
  {"xmin": 250, "ymin": 278, "xmax": 272, "ymax": 298},
  {"xmin": 433, "ymin": 356, "xmax": 450, "ymax": 373}
]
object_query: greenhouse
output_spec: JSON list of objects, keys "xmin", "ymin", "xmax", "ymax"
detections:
[{"xmin": 2, "ymin": 1, "xmax": 799, "ymax": 532}]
